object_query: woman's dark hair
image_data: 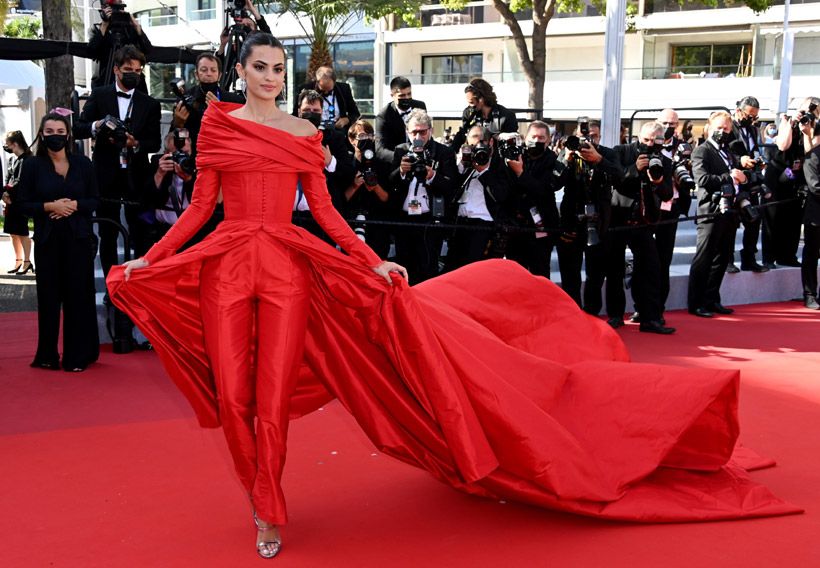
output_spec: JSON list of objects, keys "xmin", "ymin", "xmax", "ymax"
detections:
[
  {"xmin": 5, "ymin": 130, "xmax": 31, "ymax": 155},
  {"xmin": 34, "ymin": 112, "xmax": 73, "ymax": 158},
  {"xmin": 239, "ymin": 33, "xmax": 286, "ymax": 67},
  {"xmin": 464, "ymin": 77, "xmax": 497, "ymax": 108}
]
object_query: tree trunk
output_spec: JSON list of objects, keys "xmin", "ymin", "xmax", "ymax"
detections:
[
  {"xmin": 307, "ymin": 39, "xmax": 333, "ymax": 83},
  {"xmin": 41, "ymin": 0, "xmax": 74, "ymax": 110}
]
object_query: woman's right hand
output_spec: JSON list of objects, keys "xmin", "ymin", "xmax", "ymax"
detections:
[{"xmin": 123, "ymin": 257, "xmax": 150, "ymax": 281}]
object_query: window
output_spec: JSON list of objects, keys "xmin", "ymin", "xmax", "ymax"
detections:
[
  {"xmin": 190, "ymin": 0, "xmax": 216, "ymax": 21},
  {"xmin": 422, "ymin": 54, "xmax": 482, "ymax": 85},
  {"xmin": 671, "ymin": 43, "xmax": 752, "ymax": 77}
]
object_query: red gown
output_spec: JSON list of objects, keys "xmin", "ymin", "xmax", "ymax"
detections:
[{"xmin": 108, "ymin": 102, "xmax": 800, "ymax": 524}]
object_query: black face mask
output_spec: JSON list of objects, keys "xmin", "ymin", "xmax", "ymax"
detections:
[
  {"xmin": 200, "ymin": 81, "xmax": 219, "ymax": 95},
  {"xmin": 300, "ymin": 112, "xmax": 322, "ymax": 128},
  {"xmin": 663, "ymin": 126, "xmax": 676, "ymax": 141},
  {"xmin": 120, "ymin": 72, "xmax": 140, "ymax": 91},
  {"xmin": 397, "ymin": 98, "xmax": 413, "ymax": 112},
  {"xmin": 738, "ymin": 115, "xmax": 757, "ymax": 128},
  {"xmin": 43, "ymin": 134, "xmax": 68, "ymax": 152},
  {"xmin": 357, "ymin": 138, "xmax": 375, "ymax": 156},
  {"xmin": 525, "ymin": 140, "xmax": 545, "ymax": 158},
  {"xmin": 2, "ymin": 145, "xmax": 11, "ymax": 154},
  {"xmin": 711, "ymin": 130, "xmax": 734, "ymax": 147}
]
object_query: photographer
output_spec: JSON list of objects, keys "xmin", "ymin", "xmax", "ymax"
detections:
[
  {"xmin": 74, "ymin": 45, "xmax": 161, "ymax": 275},
  {"xmin": 609, "ymin": 122, "xmax": 675, "ymax": 334},
  {"xmin": 292, "ymin": 89, "xmax": 356, "ymax": 242},
  {"xmin": 389, "ymin": 109, "xmax": 458, "ymax": 283},
  {"xmin": 800, "ymin": 109, "xmax": 820, "ymax": 310},
  {"xmin": 502, "ymin": 121, "xmax": 559, "ymax": 279},
  {"xmin": 727, "ymin": 96, "xmax": 769, "ymax": 273},
  {"xmin": 345, "ymin": 120, "xmax": 395, "ymax": 261},
  {"xmin": 294, "ymin": 66, "xmax": 360, "ymax": 134},
  {"xmin": 450, "ymin": 78, "xmax": 518, "ymax": 151},
  {"xmin": 142, "ymin": 129, "xmax": 221, "ymax": 252},
  {"xmin": 765, "ymin": 97, "xmax": 820, "ymax": 268},
  {"xmin": 553, "ymin": 118, "xmax": 622, "ymax": 311},
  {"xmin": 375, "ymin": 76, "xmax": 426, "ymax": 164},
  {"xmin": 653, "ymin": 108, "xmax": 694, "ymax": 315},
  {"xmin": 687, "ymin": 111, "xmax": 750, "ymax": 318},
  {"xmin": 170, "ymin": 53, "xmax": 243, "ymax": 153},
  {"xmin": 445, "ymin": 125, "xmax": 511, "ymax": 271},
  {"xmin": 88, "ymin": 0, "xmax": 152, "ymax": 90}
]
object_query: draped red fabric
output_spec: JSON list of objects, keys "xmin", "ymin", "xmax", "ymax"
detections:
[{"xmin": 107, "ymin": 102, "xmax": 801, "ymax": 522}]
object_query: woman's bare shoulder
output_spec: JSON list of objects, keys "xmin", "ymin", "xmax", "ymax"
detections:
[{"xmin": 275, "ymin": 113, "xmax": 318, "ymax": 138}]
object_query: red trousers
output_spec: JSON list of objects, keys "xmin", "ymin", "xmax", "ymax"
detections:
[{"xmin": 200, "ymin": 238, "xmax": 310, "ymax": 524}]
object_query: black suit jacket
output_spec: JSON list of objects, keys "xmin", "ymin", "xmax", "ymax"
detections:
[
  {"xmin": 452, "ymin": 157, "xmax": 511, "ymax": 222},
  {"xmin": 16, "ymin": 155, "xmax": 100, "ymax": 245},
  {"xmin": 507, "ymin": 149, "xmax": 560, "ymax": 231},
  {"xmin": 804, "ymin": 145, "xmax": 820, "ymax": 225},
  {"xmin": 389, "ymin": 139, "xmax": 459, "ymax": 213},
  {"xmin": 613, "ymin": 142, "xmax": 674, "ymax": 224},
  {"xmin": 451, "ymin": 103, "xmax": 519, "ymax": 150},
  {"xmin": 293, "ymin": 81, "xmax": 360, "ymax": 128},
  {"xmin": 731, "ymin": 121, "xmax": 760, "ymax": 157},
  {"xmin": 74, "ymin": 84, "xmax": 162, "ymax": 198},
  {"xmin": 375, "ymin": 99, "xmax": 427, "ymax": 163},
  {"xmin": 692, "ymin": 141, "xmax": 737, "ymax": 217}
]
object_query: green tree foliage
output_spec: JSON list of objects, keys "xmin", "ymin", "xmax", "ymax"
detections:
[{"xmin": 3, "ymin": 15, "xmax": 41, "ymax": 38}]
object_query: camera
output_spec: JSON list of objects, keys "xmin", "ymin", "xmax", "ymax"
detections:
[
  {"xmin": 356, "ymin": 139, "xmax": 379, "ymax": 187},
  {"xmin": 97, "ymin": 114, "xmax": 129, "ymax": 147},
  {"xmin": 577, "ymin": 202, "xmax": 600, "ymax": 246},
  {"xmin": 353, "ymin": 213, "xmax": 366, "ymax": 242},
  {"xmin": 718, "ymin": 181, "xmax": 735, "ymax": 215},
  {"xmin": 170, "ymin": 78, "xmax": 196, "ymax": 113},
  {"xmin": 471, "ymin": 140, "xmax": 492, "ymax": 167},
  {"xmin": 798, "ymin": 112, "xmax": 816, "ymax": 126},
  {"xmin": 637, "ymin": 141, "xmax": 665, "ymax": 180},
  {"xmin": 497, "ymin": 133, "xmax": 523, "ymax": 161},
  {"xmin": 100, "ymin": 0, "xmax": 130, "ymax": 24},
  {"xmin": 229, "ymin": 0, "xmax": 250, "ymax": 21},
  {"xmin": 405, "ymin": 138, "xmax": 430, "ymax": 181},
  {"xmin": 672, "ymin": 142, "xmax": 695, "ymax": 195},
  {"xmin": 170, "ymin": 128, "xmax": 195, "ymax": 175}
]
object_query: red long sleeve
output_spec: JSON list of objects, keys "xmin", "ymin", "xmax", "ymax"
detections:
[
  {"xmin": 143, "ymin": 168, "xmax": 220, "ymax": 265},
  {"xmin": 300, "ymin": 169, "xmax": 382, "ymax": 268}
]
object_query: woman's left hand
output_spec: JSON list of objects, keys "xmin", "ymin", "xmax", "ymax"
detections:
[{"xmin": 371, "ymin": 261, "xmax": 408, "ymax": 285}]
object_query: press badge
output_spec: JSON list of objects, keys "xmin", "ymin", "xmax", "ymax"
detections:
[
  {"xmin": 660, "ymin": 199, "xmax": 673, "ymax": 211},
  {"xmin": 530, "ymin": 207, "xmax": 548, "ymax": 239},
  {"xmin": 408, "ymin": 199, "xmax": 423, "ymax": 215}
]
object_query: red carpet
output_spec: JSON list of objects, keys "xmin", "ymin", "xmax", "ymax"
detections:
[{"xmin": 2, "ymin": 303, "xmax": 819, "ymax": 566}]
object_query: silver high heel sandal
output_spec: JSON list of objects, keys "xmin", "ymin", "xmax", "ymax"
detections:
[{"xmin": 253, "ymin": 512, "xmax": 282, "ymax": 559}]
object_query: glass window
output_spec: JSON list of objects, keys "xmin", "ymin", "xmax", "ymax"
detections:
[
  {"xmin": 333, "ymin": 41, "xmax": 374, "ymax": 115},
  {"xmin": 671, "ymin": 44, "xmax": 750, "ymax": 77},
  {"xmin": 421, "ymin": 54, "xmax": 482, "ymax": 84}
]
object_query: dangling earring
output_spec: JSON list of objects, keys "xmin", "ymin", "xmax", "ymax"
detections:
[{"xmin": 239, "ymin": 77, "xmax": 247, "ymax": 97}]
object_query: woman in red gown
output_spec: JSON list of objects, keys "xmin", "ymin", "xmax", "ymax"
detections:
[{"xmin": 110, "ymin": 33, "xmax": 799, "ymax": 560}]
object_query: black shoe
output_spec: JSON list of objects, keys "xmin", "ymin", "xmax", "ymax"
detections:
[
  {"xmin": 689, "ymin": 307, "xmax": 714, "ymax": 318},
  {"xmin": 806, "ymin": 296, "xmax": 820, "ymax": 310},
  {"xmin": 763, "ymin": 262, "xmax": 777, "ymax": 270},
  {"xmin": 17, "ymin": 260, "xmax": 34, "ymax": 275},
  {"xmin": 741, "ymin": 262, "xmax": 769, "ymax": 273},
  {"xmin": 777, "ymin": 258, "xmax": 802, "ymax": 267},
  {"xmin": 639, "ymin": 320, "xmax": 676, "ymax": 334},
  {"xmin": 726, "ymin": 263, "xmax": 740, "ymax": 274},
  {"xmin": 135, "ymin": 341, "xmax": 153, "ymax": 351},
  {"xmin": 629, "ymin": 312, "xmax": 640, "ymax": 323},
  {"xmin": 30, "ymin": 358, "xmax": 61, "ymax": 370},
  {"xmin": 607, "ymin": 317, "xmax": 625, "ymax": 329},
  {"xmin": 709, "ymin": 303, "xmax": 734, "ymax": 315}
]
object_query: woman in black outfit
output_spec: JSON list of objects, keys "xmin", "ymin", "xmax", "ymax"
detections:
[
  {"xmin": 3, "ymin": 130, "xmax": 34, "ymax": 274},
  {"xmin": 16, "ymin": 110, "xmax": 101, "ymax": 372}
]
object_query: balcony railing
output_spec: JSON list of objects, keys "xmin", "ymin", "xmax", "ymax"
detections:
[
  {"xmin": 189, "ymin": 8, "xmax": 218, "ymax": 21},
  {"xmin": 135, "ymin": 9, "xmax": 178, "ymax": 28}
]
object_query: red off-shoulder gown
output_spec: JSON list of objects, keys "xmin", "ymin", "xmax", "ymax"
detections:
[{"xmin": 107, "ymin": 102, "xmax": 800, "ymax": 523}]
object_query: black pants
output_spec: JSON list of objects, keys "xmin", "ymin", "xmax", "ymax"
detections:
[
  {"xmin": 505, "ymin": 231, "xmax": 554, "ymax": 279},
  {"xmin": 738, "ymin": 215, "xmax": 762, "ymax": 267},
  {"xmin": 556, "ymin": 235, "xmax": 607, "ymax": 312},
  {"xmin": 394, "ymin": 214, "xmax": 443, "ymax": 285},
  {"xmin": 445, "ymin": 218, "xmax": 493, "ymax": 272},
  {"xmin": 97, "ymin": 198, "xmax": 142, "ymax": 276},
  {"xmin": 606, "ymin": 225, "xmax": 663, "ymax": 322},
  {"xmin": 33, "ymin": 226, "xmax": 100, "ymax": 369},
  {"xmin": 802, "ymin": 221, "xmax": 820, "ymax": 299},
  {"xmin": 654, "ymin": 211, "xmax": 679, "ymax": 313},
  {"xmin": 688, "ymin": 214, "xmax": 738, "ymax": 310},
  {"xmin": 763, "ymin": 175, "xmax": 803, "ymax": 263}
]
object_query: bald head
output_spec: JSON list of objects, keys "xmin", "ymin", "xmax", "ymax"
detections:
[{"xmin": 657, "ymin": 108, "xmax": 679, "ymax": 142}]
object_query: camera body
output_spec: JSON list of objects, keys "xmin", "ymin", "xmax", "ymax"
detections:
[
  {"xmin": 637, "ymin": 141, "xmax": 665, "ymax": 180},
  {"xmin": 229, "ymin": 0, "xmax": 250, "ymax": 21},
  {"xmin": 170, "ymin": 129, "xmax": 195, "ymax": 175},
  {"xmin": 170, "ymin": 78, "xmax": 197, "ymax": 113},
  {"xmin": 672, "ymin": 142, "xmax": 695, "ymax": 195},
  {"xmin": 357, "ymin": 140, "xmax": 379, "ymax": 188},
  {"xmin": 405, "ymin": 139, "xmax": 431, "ymax": 181},
  {"xmin": 98, "ymin": 114, "xmax": 130, "ymax": 147},
  {"xmin": 497, "ymin": 133, "xmax": 523, "ymax": 161},
  {"xmin": 577, "ymin": 202, "xmax": 600, "ymax": 247},
  {"xmin": 100, "ymin": 0, "xmax": 130, "ymax": 23}
]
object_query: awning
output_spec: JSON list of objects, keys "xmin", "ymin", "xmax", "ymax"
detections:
[{"xmin": 758, "ymin": 25, "xmax": 820, "ymax": 36}]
